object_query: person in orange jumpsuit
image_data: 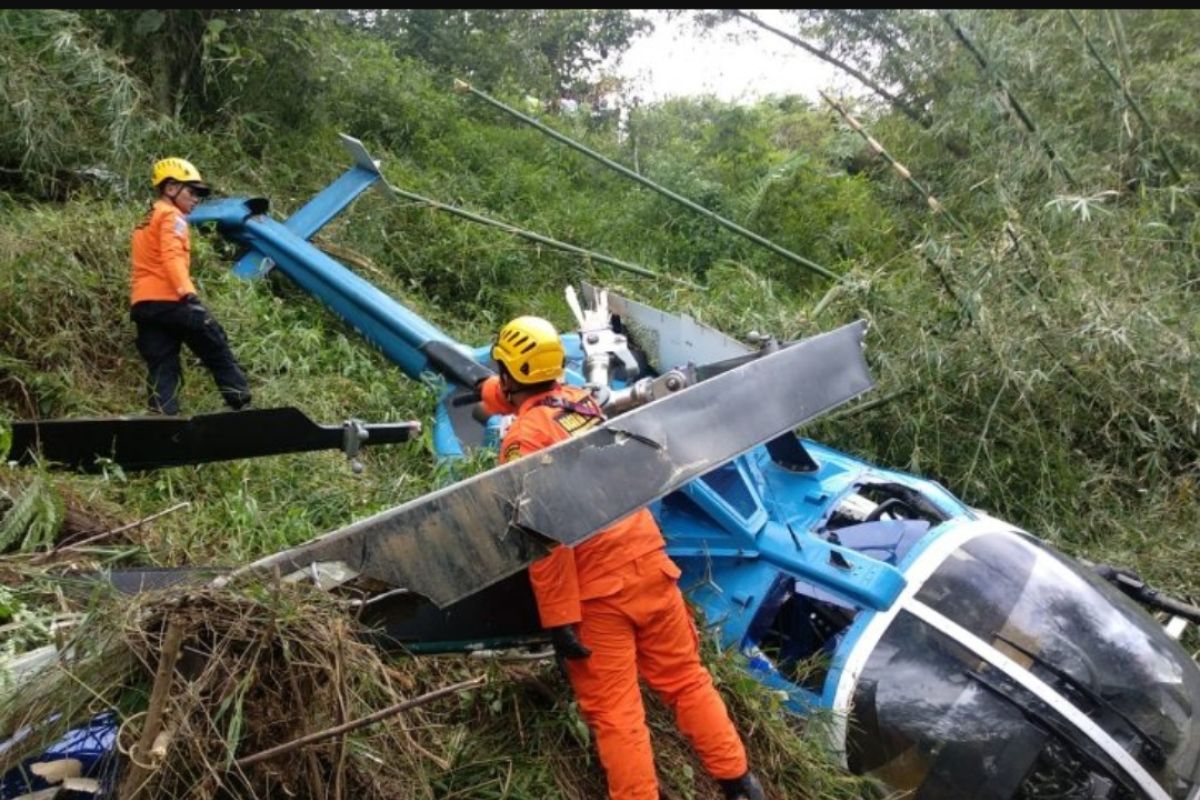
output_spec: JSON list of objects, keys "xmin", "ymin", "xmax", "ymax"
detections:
[
  {"xmin": 479, "ymin": 315, "xmax": 765, "ymax": 800},
  {"xmin": 129, "ymin": 158, "xmax": 251, "ymax": 415}
]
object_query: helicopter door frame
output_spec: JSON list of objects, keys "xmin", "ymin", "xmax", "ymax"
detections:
[{"xmin": 824, "ymin": 518, "xmax": 989, "ymax": 749}]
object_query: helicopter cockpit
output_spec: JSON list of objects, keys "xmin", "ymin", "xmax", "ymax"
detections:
[{"xmin": 842, "ymin": 528, "xmax": 1200, "ymax": 800}]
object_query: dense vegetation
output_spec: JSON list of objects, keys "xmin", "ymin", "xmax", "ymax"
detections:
[{"xmin": 1, "ymin": 9, "xmax": 1197, "ymax": 798}]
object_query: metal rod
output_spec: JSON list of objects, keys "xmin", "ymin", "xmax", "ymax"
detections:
[{"xmin": 455, "ymin": 79, "xmax": 840, "ymax": 282}]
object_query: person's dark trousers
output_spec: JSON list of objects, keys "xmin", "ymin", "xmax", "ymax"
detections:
[{"xmin": 131, "ymin": 299, "xmax": 251, "ymax": 415}]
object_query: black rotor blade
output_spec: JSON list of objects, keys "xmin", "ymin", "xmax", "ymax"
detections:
[{"xmin": 9, "ymin": 407, "xmax": 420, "ymax": 472}]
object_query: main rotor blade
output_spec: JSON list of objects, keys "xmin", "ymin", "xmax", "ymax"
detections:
[
  {"xmin": 9, "ymin": 407, "xmax": 420, "ymax": 472},
  {"xmin": 236, "ymin": 320, "xmax": 872, "ymax": 608}
]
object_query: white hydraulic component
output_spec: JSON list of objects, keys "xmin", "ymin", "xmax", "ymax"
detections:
[{"xmin": 564, "ymin": 285, "xmax": 639, "ymax": 396}]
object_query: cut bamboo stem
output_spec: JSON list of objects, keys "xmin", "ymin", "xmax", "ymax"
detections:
[
  {"xmin": 819, "ymin": 91, "xmax": 970, "ymax": 237},
  {"xmin": 234, "ymin": 675, "xmax": 486, "ymax": 768},
  {"xmin": 121, "ymin": 619, "xmax": 184, "ymax": 799}
]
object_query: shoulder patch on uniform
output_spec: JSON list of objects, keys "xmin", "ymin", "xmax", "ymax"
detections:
[
  {"xmin": 502, "ymin": 442, "xmax": 524, "ymax": 462},
  {"xmin": 173, "ymin": 216, "xmax": 188, "ymax": 236},
  {"xmin": 554, "ymin": 411, "xmax": 601, "ymax": 435}
]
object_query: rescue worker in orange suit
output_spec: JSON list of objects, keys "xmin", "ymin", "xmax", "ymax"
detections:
[
  {"xmin": 478, "ymin": 316, "xmax": 766, "ymax": 800},
  {"xmin": 130, "ymin": 158, "xmax": 251, "ymax": 415}
]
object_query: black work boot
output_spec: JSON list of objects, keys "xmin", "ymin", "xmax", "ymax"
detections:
[{"xmin": 718, "ymin": 771, "xmax": 766, "ymax": 800}]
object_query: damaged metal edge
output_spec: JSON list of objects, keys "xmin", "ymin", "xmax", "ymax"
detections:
[{"xmin": 230, "ymin": 320, "xmax": 872, "ymax": 608}]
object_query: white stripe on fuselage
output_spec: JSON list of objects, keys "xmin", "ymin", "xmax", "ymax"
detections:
[
  {"xmin": 827, "ymin": 518, "xmax": 998, "ymax": 756},
  {"xmin": 908, "ymin": 600, "xmax": 1170, "ymax": 800}
]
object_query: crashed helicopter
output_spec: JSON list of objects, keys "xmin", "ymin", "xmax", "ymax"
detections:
[{"xmin": 4, "ymin": 135, "xmax": 1199, "ymax": 800}]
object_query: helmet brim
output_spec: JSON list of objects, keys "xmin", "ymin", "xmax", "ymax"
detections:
[{"xmin": 186, "ymin": 181, "xmax": 212, "ymax": 198}]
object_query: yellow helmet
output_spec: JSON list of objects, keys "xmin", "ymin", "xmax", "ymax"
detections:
[
  {"xmin": 493, "ymin": 316, "xmax": 565, "ymax": 384},
  {"xmin": 151, "ymin": 157, "xmax": 210, "ymax": 194}
]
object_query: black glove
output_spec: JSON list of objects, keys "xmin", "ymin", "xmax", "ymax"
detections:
[
  {"xmin": 548, "ymin": 624, "xmax": 591, "ymax": 661},
  {"xmin": 182, "ymin": 293, "xmax": 202, "ymax": 306}
]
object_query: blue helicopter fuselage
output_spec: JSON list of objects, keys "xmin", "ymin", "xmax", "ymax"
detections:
[{"xmin": 11, "ymin": 135, "xmax": 1190, "ymax": 800}]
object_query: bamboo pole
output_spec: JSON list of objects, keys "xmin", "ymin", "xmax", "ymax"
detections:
[
  {"xmin": 234, "ymin": 675, "xmax": 486, "ymax": 768},
  {"xmin": 382, "ymin": 182, "xmax": 700, "ymax": 290},
  {"xmin": 1104, "ymin": 10, "xmax": 1134, "ymax": 83},
  {"xmin": 825, "ymin": 387, "xmax": 914, "ymax": 422},
  {"xmin": 829, "ymin": 10, "xmax": 953, "ymax": 100},
  {"xmin": 820, "ymin": 91, "xmax": 970, "ymax": 237},
  {"xmin": 454, "ymin": 79, "xmax": 840, "ymax": 282},
  {"xmin": 121, "ymin": 619, "xmax": 184, "ymax": 799},
  {"xmin": 733, "ymin": 10, "xmax": 934, "ymax": 130},
  {"xmin": 1065, "ymin": 10, "xmax": 1182, "ymax": 183},
  {"xmin": 941, "ymin": 11, "xmax": 1080, "ymax": 189}
]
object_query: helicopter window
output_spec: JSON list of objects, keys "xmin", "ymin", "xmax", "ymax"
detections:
[
  {"xmin": 915, "ymin": 532, "xmax": 1200, "ymax": 798},
  {"xmin": 847, "ymin": 611, "xmax": 1141, "ymax": 800},
  {"xmin": 1017, "ymin": 738, "xmax": 1132, "ymax": 799},
  {"xmin": 826, "ymin": 482, "xmax": 949, "ymax": 530},
  {"xmin": 695, "ymin": 461, "xmax": 760, "ymax": 521},
  {"xmin": 821, "ymin": 482, "xmax": 947, "ymax": 566}
]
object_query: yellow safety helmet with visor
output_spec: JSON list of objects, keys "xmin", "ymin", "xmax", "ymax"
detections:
[{"xmin": 151, "ymin": 157, "xmax": 211, "ymax": 196}]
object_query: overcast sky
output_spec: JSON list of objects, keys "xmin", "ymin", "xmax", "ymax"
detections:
[{"xmin": 613, "ymin": 10, "xmax": 858, "ymax": 105}]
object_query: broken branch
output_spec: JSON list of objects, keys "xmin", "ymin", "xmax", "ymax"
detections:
[
  {"xmin": 121, "ymin": 619, "xmax": 184, "ymax": 798},
  {"xmin": 233, "ymin": 675, "xmax": 486, "ymax": 768},
  {"xmin": 49, "ymin": 501, "xmax": 191, "ymax": 555}
]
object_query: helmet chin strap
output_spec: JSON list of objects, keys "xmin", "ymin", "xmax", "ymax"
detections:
[
  {"xmin": 498, "ymin": 368, "xmax": 523, "ymax": 405},
  {"xmin": 163, "ymin": 181, "xmax": 186, "ymax": 210}
]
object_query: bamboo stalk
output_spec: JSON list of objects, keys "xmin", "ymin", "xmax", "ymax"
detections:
[
  {"xmin": 734, "ymin": 10, "xmax": 934, "ymax": 130},
  {"xmin": 121, "ymin": 619, "xmax": 184, "ymax": 799},
  {"xmin": 454, "ymin": 79, "xmax": 840, "ymax": 282},
  {"xmin": 820, "ymin": 91, "xmax": 970, "ymax": 237},
  {"xmin": 383, "ymin": 181, "xmax": 701, "ymax": 289},
  {"xmin": 1065, "ymin": 10, "xmax": 1182, "ymax": 183},
  {"xmin": 281, "ymin": 643, "xmax": 324, "ymax": 794},
  {"xmin": 234, "ymin": 675, "xmax": 486, "ymax": 768},
  {"xmin": 825, "ymin": 387, "xmax": 913, "ymax": 422},
  {"xmin": 46, "ymin": 501, "xmax": 191, "ymax": 557},
  {"xmin": 1104, "ymin": 10, "xmax": 1134, "ymax": 83},
  {"xmin": 331, "ymin": 626, "xmax": 348, "ymax": 800},
  {"xmin": 829, "ymin": 10, "xmax": 954, "ymax": 100},
  {"xmin": 941, "ymin": 11, "xmax": 1080, "ymax": 189}
]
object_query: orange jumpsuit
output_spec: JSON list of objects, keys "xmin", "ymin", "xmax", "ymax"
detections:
[
  {"xmin": 131, "ymin": 198, "xmax": 197, "ymax": 304},
  {"xmin": 481, "ymin": 377, "xmax": 748, "ymax": 800}
]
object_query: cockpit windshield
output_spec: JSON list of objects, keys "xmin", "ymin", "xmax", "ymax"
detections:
[{"xmin": 846, "ymin": 530, "xmax": 1200, "ymax": 799}]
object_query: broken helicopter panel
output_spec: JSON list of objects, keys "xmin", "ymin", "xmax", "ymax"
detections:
[{"xmin": 3, "ymin": 134, "xmax": 1198, "ymax": 800}]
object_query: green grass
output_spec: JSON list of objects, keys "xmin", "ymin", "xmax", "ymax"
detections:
[{"xmin": 2, "ymin": 8, "xmax": 1198, "ymax": 796}]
